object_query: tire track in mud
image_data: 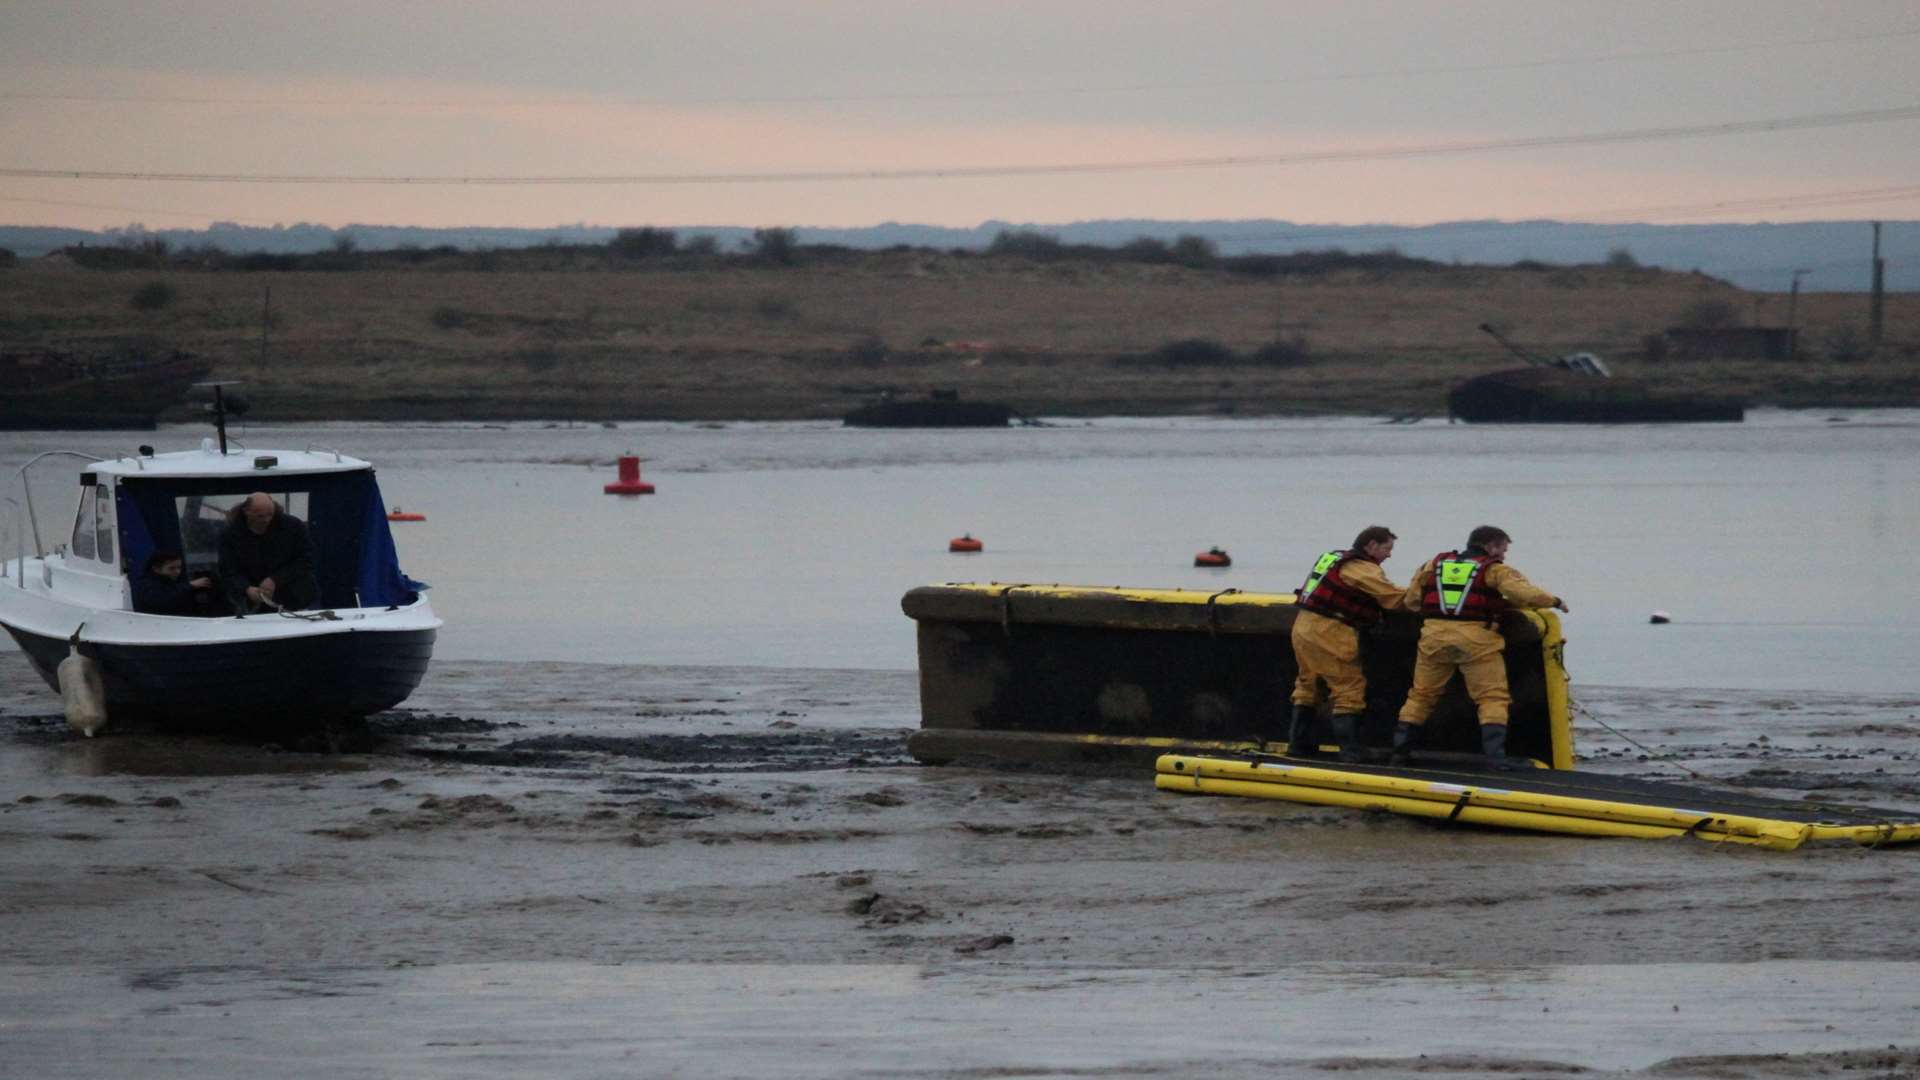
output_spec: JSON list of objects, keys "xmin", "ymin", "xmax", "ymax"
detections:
[{"xmin": 402, "ymin": 729, "xmax": 916, "ymax": 772}]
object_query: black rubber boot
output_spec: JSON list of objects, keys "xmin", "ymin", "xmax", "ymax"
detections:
[
  {"xmin": 1330, "ymin": 713, "xmax": 1363, "ymax": 763},
  {"xmin": 1388, "ymin": 721, "xmax": 1419, "ymax": 765},
  {"xmin": 1285, "ymin": 705, "xmax": 1320, "ymax": 758},
  {"xmin": 1479, "ymin": 723, "xmax": 1511, "ymax": 767}
]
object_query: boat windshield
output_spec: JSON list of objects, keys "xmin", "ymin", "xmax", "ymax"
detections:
[
  {"xmin": 68, "ymin": 485, "xmax": 115, "ymax": 566},
  {"xmin": 115, "ymin": 470, "xmax": 421, "ymax": 609},
  {"xmin": 175, "ymin": 491, "xmax": 309, "ymax": 571}
]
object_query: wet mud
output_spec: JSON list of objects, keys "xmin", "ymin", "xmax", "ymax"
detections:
[{"xmin": 4, "ymin": 651, "xmax": 1920, "ymax": 1078}]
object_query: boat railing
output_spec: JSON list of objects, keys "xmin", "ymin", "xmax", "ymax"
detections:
[
  {"xmin": 303, "ymin": 444, "xmax": 346, "ymax": 462},
  {"xmin": 9, "ymin": 450, "xmax": 109, "ymax": 576},
  {"xmin": 5, "ymin": 497, "xmax": 20, "ymax": 588}
]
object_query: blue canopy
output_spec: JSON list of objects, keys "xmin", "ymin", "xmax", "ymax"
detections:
[{"xmin": 117, "ymin": 469, "xmax": 425, "ymax": 609}]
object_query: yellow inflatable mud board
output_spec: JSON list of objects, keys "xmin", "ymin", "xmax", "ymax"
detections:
[{"xmin": 1155, "ymin": 753, "xmax": 1920, "ymax": 851}]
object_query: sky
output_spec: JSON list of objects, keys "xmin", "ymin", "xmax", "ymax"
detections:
[{"xmin": 2, "ymin": 0, "xmax": 1919, "ymax": 232}]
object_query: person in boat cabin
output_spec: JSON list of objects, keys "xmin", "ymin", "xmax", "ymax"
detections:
[
  {"xmin": 1286, "ymin": 525, "xmax": 1408, "ymax": 761},
  {"xmin": 131, "ymin": 550, "xmax": 216, "ymax": 616},
  {"xmin": 217, "ymin": 492, "xmax": 319, "ymax": 612},
  {"xmin": 1392, "ymin": 525, "xmax": 1568, "ymax": 764}
]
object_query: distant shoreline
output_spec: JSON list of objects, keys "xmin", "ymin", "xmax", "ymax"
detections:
[{"xmin": 6, "ymin": 257, "xmax": 1916, "ymax": 423}]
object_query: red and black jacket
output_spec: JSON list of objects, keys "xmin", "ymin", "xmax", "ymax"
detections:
[
  {"xmin": 1295, "ymin": 550, "xmax": 1387, "ymax": 628},
  {"xmin": 1418, "ymin": 549, "xmax": 1507, "ymax": 622}
]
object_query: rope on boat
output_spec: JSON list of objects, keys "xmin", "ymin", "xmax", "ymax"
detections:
[{"xmin": 260, "ymin": 597, "xmax": 339, "ymax": 622}]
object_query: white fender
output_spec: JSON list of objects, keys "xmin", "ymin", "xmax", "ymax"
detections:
[{"xmin": 57, "ymin": 642, "xmax": 108, "ymax": 737}]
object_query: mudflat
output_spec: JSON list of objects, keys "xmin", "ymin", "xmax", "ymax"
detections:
[{"xmin": 4, "ymin": 649, "xmax": 1919, "ymax": 1078}]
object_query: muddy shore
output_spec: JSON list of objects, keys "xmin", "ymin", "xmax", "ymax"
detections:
[{"xmin": 4, "ymin": 649, "xmax": 1919, "ymax": 1078}]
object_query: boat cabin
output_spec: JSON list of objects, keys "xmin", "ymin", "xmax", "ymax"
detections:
[{"xmin": 39, "ymin": 442, "xmax": 421, "ymax": 615}]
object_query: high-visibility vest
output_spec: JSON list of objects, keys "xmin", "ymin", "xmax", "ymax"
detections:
[
  {"xmin": 1296, "ymin": 549, "xmax": 1386, "ymax": 627},
  {"xmin": 1419, "ymin": 550, "xmax": 1506, "ymax": 621}
]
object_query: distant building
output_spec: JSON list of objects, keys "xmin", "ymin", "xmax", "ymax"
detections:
[{"xmin": 1644, "ymin": 326, "xmax": 1797, "ymax": 362}]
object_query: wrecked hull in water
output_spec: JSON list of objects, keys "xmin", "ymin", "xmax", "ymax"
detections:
[
  {"xmin": 1448, "ymin": 367, "xmax": 1744, "ymax": 424},
  {"xmin": 843, "ymin": 399, "xmax": 1014, "ymax": 427}
]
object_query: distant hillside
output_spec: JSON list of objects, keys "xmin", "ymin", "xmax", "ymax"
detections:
[
  {"xmin": 0, "ymin": 217, "xmax": 1911, "ymax": 294},
  {"xmin": 3, "ymin": 250, "xmax": 1914, "ymax": 421}
]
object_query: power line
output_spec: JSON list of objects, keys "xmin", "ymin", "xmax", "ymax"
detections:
[
  {"xmin": 1579, "ymin": 185, "xmax": 1920, "ymax": 221},
  {"xmin": 5, "ymin": 104, "xmax": 1918, "ymax": 188},
  {"xmin": 3, "ymin": 28, "xmax": 1915, "ymax": 110}
]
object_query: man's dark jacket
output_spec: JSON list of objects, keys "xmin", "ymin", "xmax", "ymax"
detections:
[
  {"xmin": 217, "ymin": 508, "xmax": 319, "ymax": 610},
  {"xmin": 132, "ymin": 572, "xmax": 213, "ymax": 616}
]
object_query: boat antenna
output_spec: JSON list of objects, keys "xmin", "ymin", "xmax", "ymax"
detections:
[
  {"xmin": 192, "ymin": 381, "xmax": 247, "ymax": 455},
  {"xmin": 1477, "ymin": 323, "xmax": 1551, "ymax": 368}
]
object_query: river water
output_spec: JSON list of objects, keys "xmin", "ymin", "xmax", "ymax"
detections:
[
  {"xmin": 5, "ymin": 409, "xmax": 1917, "ymax": 692},
  {"xmin": 7, "ymin": 413, "xmax": 1920, "ymax": 1080}
]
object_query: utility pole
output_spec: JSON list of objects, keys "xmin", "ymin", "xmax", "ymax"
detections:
[
  {"xmin": 1787, "ymin": 268, "xmax": 1809, "ymax": 361},
  {"xmin": 256, "ymin": 285, "xmax": 272, "ymax": 369},
  {"xmin": 1869, "ymin": 222, "xmax": 1885, "ymax": 348}
]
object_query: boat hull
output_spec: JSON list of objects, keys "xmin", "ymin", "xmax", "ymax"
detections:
[
  {"xmin": 1448, "ymin": 367, "xmax": 1744, "ymax": 423},
  {"xmin": 6, "ymin": 623, "xmax": 436, "ymax": 726},
  {"xmin": 843, "ymin": 400, "xmax": 1013, "ymax": 427},
  {"xmin": 0, "ymin": 349, "xmax": 210, "ymax": 431}
]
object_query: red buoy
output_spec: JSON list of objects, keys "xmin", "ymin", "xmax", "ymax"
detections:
[
  {"xmin": 603, "ymin": 455, "xmax": 656, "ymax": 495},
  {"xmin": 1194, "ymin": 546, "xmax": 1231, "ymax": 568},
  {"xmin": 949, "ymin": 533, "xmax": 983, "ymax": 553},
  {"xmin": 386, "ymin": 506, "xmax": 426, "ymax": 522}
]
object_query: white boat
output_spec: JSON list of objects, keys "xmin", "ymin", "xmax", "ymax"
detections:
[{"xmin": 1, "ymin": 411, "xmax": 439, "ymax": 731}]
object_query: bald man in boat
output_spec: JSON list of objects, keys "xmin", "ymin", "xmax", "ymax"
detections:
[
  {"xmin": 1285, "ymin": 525, "xmax": 1408, "ymax": 762},
  {"xmin": 218, "ymin": 492, "xmax": 319, "ymax": 613},
  {"xmin": 1392, "ymin": 525, "xmax": 1567, "ymax": 765}
]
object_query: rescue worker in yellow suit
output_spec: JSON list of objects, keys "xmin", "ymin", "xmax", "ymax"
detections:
[
  {"xmin": 1392, "ymin": 525, "xmax": 1568, "ymax": 765},
  {"xmin": 1286, "ymin": 525, "xmax": 1408, "ymax": 761}
]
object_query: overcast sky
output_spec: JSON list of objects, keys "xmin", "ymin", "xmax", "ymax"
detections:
[{"xmin": 3, "ymin": 1, "xmax": 1918, "ymax": 231}]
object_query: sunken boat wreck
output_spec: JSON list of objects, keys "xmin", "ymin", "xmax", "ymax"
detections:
[
  {"xmin": 1450, "ymin": 324, "xmax": 1744, "ymax": 424},
  {"xmin": 901, "ymin": 583, "xmax": 1917, "ymax": 849},
  {"xmin": 0, "ymin": 344, "xmax": 209, "ymax": 431},
  {"xmin": 843, "ymin": 390, "xmax": 1015, "ymax": 428}
]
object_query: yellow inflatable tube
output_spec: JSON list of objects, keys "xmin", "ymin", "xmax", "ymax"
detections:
[{"xmin": 1155, "ymin": 754, "xmax": 1814, "ymax": 850}]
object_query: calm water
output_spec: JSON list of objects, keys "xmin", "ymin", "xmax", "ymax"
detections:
[{"xmin": 5, "ymin": 410, "xmax": 1917, "ymax": 692}]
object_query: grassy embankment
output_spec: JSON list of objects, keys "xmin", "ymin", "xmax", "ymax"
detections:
[{"xmin": 3, "ymin": 248, "xmax": 1917, "ymax": 420}]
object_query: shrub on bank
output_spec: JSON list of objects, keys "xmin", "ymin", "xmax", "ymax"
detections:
[
  {"xmin": 1679, "ymin": 299, "xmax": 1742, "ymax": 329},
  {"xmin": 1246, "ymin": 336, "xmax": 1312, "ymax": 367},
  {"xmin": 611, "ymin": 227, "xmax": 679, "ymax": 260},
  {"xmin": 847, "ymin": 334, "xmax": 889, "ymax": 367},
  {"xmin": 129, "ymin": 281, "xmax": 177, "ymax": 310}
]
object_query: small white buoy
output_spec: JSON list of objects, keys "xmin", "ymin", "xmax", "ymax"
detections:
[
  {"xmin": 57, "ymin": 642, "xmax": 108, "ymax": 737},
  {"xmin": 1648, "ymin": 610, "xmax": 1671, "ymax": 625}
]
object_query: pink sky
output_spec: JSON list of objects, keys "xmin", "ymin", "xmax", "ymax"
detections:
[{"xmin": 3, "ymin": 1, "xmax": 1918, "ymax": 230}]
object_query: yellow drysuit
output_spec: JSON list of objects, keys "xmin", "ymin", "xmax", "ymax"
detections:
[
  {"xmin": 1289, "ymin": 557, "xmax": 1408, "ymax": 713},
  {"xmin": 1397, "ymin": 558, "xmax": 1559, "ymax": 727}
]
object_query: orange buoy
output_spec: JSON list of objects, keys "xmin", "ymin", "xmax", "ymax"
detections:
[
  {"xmin": 1194, "ymin": 546, "xmax": 1231, "ymax": 568},
  {"xmin": 603, "ymin": 454, "xmax": 656, "ymax": 495},
  {"xmin": 386, "ymin": 506, "xmax": 426, "ymax": 522},
  {"xmin": 949, "ymin": 533, "xmax": 983, "ymax": 553}
]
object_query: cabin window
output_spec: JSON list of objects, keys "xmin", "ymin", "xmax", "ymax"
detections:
[
  {"xmin": 173, "ymin": 491, "xmax": 310, "ymax": 570},
  {"xmin": 67, "ymin": 486, "xmax": 117, "ymax": 567},
  {"xmin": 69, "ymin": 487, "xmax": 99, "ymax": 561},
  {"xmin": 94, "ymin": 490, "xmax": 115, "ymax": 567}
]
